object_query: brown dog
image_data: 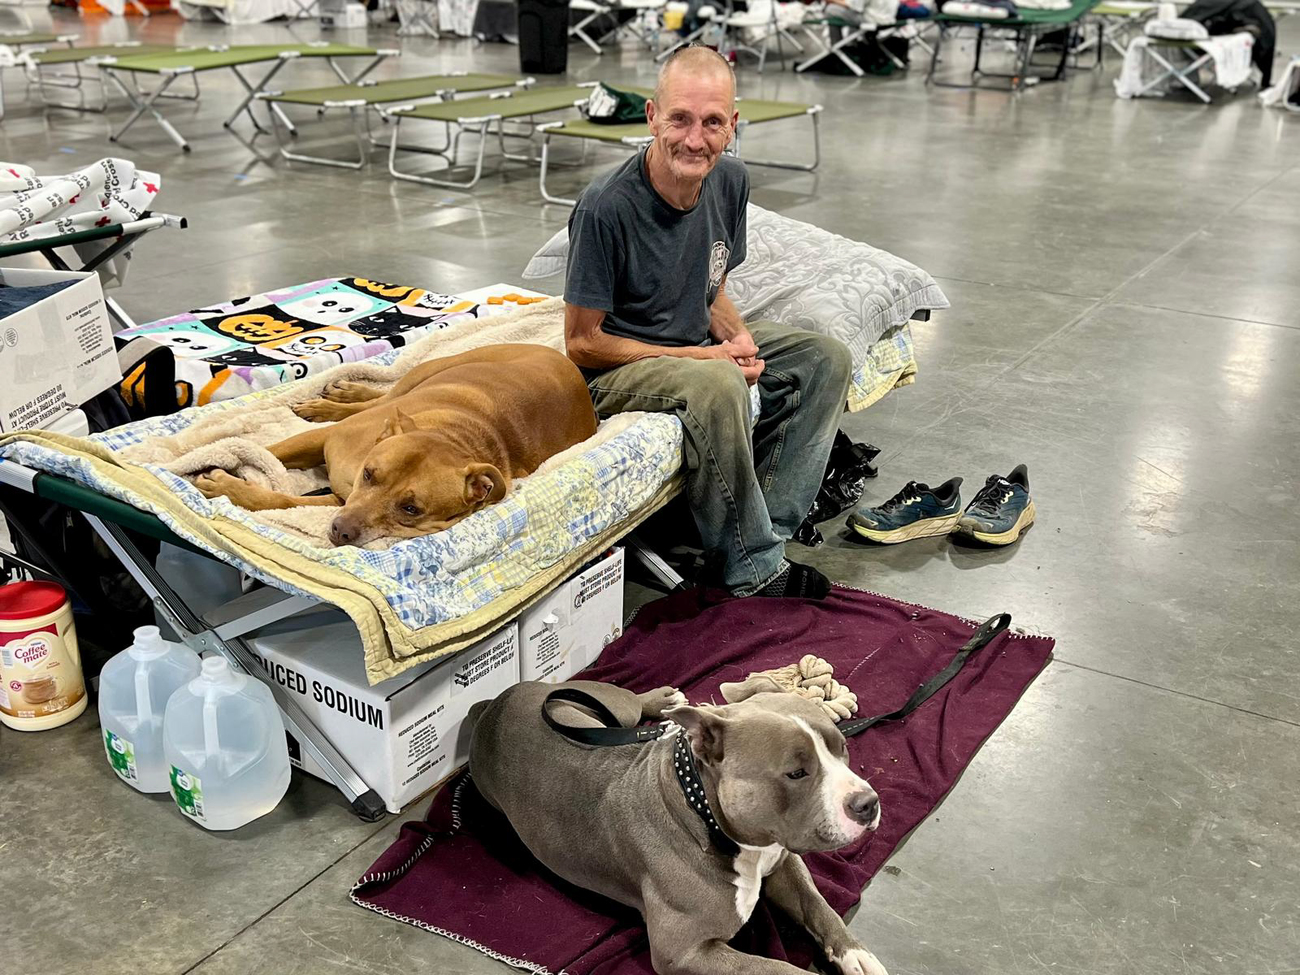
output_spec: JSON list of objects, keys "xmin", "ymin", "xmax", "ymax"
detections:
[{"xmin": 196, "ymin": 344, "xmax": 598, "ymax": 547}]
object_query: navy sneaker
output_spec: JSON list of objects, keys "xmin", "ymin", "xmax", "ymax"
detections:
[
  {"xmin": 847, "ymin": 477, "xmax": 963, "ymax": 544},
  {"xmin": 955, "ymin": 465, "xmax": 1035, "ymax": 545}
]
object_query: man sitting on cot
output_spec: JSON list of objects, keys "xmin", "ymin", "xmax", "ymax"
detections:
[{"xmin": 563, "ymin": 45, "xmax": 853, "ymax": 601}]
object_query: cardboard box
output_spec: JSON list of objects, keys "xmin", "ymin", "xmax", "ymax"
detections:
[
  {"xmin": 519, "ymin": 547, "xmax": 625, "ymax": 683},
  {"xmin": 0, "ymin": 269, "xmax": 120, "ymax": 434},
  {"xmin": 243, "ymin": 608, "xmax": 519, "ymax": 814}
]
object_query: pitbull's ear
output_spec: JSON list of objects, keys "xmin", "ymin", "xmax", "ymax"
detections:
[
  {"xmin": 464, "ymin": 463, "xmax": 508, "ymax": 506},
  {"xmin": 665, "ymin": 705, "xmax": 727, "ymax": 765},
  {"xmin": 377, "ymin": 408, "xmax": 417, "ymax": 441},
  {"xmin": 719, "ymin": 675, "xmax": 786, "ymax": 704}
]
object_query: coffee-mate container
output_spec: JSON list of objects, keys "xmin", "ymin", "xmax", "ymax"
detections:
[{"xmin": 0, "ymin": 581, "xmax": 87, "ymax": 731}]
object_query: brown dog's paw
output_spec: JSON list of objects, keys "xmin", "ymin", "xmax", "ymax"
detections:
[
  {"xmin": 322, "ymin": 379, "xmax": 380, "ymax": 404},
  {"xmin": 292, "ymin": 398, "xmax": 348, "ymax": 422},
  {"xmin": 195, "ymin": 471, "xmax": 276, "ymax": 511},
  {"xmin": 195, "ymin": 470, "xmax": 241, "ymax": 499},
  {"xmin": 638, "ymin": 686, "xmax": 688, "ymax": 720}
]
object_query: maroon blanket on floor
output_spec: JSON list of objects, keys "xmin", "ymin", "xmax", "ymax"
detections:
[{"xmin": 351, "ymin": 587, "xmax": 1054, "ymax": 974}]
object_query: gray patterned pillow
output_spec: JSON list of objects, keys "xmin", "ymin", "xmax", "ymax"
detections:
[{"xmin": 521, "ymin": 205, "xmax": 948, "ymax": 362}]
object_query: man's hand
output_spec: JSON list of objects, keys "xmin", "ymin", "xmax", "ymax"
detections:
[{"xmin": 714, "ymin": 337, "xmax": 765, "ymax": 386}]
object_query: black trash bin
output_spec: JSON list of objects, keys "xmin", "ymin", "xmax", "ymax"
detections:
[{"xmin": 517, "ymin": 0, "xmax": 570, "ymax": 75}]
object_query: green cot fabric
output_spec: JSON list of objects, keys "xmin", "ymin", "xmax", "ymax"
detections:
[
  {"xmin": 31, "ymin": 44, "xmax": 177, "ymax": 66},
  {"xmin": 549, "ymin": 97, "xmax": 812, "ymax": 142},
  {"xmin": 548, "ymin": 118, "xmax": 653, "ymax": 143},
  {"xmin": 263, "ymin": 72, "xmax": 522, "ymax": 106},
  {"xmin": 937, "ymin": 0, "xmax": 1099, "ymax": 26},
  {"xmin": 394, "ymin": 84, "xmax": 591, "ymax": 121},
  {"xmin": 736, "ymin": 98, "xmax": 815, "ymax": 123},
  {"xmin": 0, "ymin": 32, "xmax": 63, "ymax": 46},
  {"xmin": 102, "ymin": 43, "xmax": 379, "ymax": 74},
  {"xmin": 33, "ymin": 472, "xmax": 199, "ymax": 552}
]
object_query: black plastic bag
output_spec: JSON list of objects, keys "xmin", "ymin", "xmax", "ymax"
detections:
[{"xmin": 793, "ymin": 432, "xmax": 880, "ymax": 546}]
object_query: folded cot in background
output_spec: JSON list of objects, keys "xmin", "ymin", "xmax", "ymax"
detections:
[
  {"xmin": 256, "ymin": 72, "xmax": 533, "ymax": 169},
  {"xmin": 537, "ymin": 97, "xmax": 822, "ymax": 205},
  {"xmin": 928, "ymin": 0, "xmax": 1101, "ymax": 90},
  {"xmin": 94, "ymin": 43, "xmax": 398, "ymax": 152}
]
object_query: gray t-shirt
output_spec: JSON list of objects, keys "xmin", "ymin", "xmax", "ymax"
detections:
[{"xmin": 564, "ymin": 149, "xmax": 748, "ymax": 350}]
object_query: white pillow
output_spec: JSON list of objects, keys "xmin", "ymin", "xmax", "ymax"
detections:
[
  {"xmin": 1145, "ymin": 17, "xmax": 1209, "ymax": 40},
  {"xmin": 522, "ymin": 205, "xmax": 949, "ymax": 364}
]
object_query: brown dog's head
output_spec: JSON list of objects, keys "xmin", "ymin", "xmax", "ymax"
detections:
[{"xmin": 328, "ymin": 410, "xmax": 508, "ymax": 547}]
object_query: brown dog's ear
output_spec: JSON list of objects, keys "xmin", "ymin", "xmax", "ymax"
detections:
[
  {"xmin": 665, "ymin": 704, "xmax": 727, "ymax": 766},
  {"xmin": 719, "ymin": 675, "xmax": 786, "ymax": 704},
  {"xmin": 463, "ymin": 463, "xmax": 508, "ymax": 506},
  {"xmin": 377, "ymin": 408, "xmax": 417, "ymax": 441}
]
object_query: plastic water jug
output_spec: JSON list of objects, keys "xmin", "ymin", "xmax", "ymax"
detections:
[
  {"xmin": 162, "ymin": 656, "xmax": 291, "ymax": 831},
  {"xmin": 98, "ymin": 626, "xmax": 201, "ymax": 792}
]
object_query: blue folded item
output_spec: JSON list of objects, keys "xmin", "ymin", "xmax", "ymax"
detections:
[
  {"xmin": 897, "ymin": 0, "xmax": 932, "ymax": 17},
  {"xmin": 0, "ymin": 280, "xmax": 78, "ymax": 319}
]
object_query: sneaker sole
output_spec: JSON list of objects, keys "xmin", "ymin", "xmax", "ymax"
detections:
[
  {"xmin": 957, "ymin": 501, "xmax": 1036, "ymax": 546},
  {"xmin": 850, "ymin": 511, "xmax": 961, "ymax": 544}
]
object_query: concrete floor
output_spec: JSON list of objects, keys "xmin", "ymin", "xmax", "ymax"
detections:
[{"xmin": 2, "ymin": 6, "xmax": 1298, "ymax": 975}]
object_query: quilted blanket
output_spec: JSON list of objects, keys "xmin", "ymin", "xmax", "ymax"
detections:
[{"xmin": 0, "ymin": 299, "xmax": 684, "ymax": 684}]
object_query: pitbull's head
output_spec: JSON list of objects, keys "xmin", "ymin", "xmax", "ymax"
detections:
[
  {"xmin": 665, "ymin": 676, "xmax": 880, "ymax": 855},
  {"xmin": 328, "ymin": 409, "xmax": 508, "ymax": 547}
]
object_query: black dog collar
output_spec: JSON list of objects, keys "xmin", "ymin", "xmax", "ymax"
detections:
[
  {"xmin": 541, "ymin": 688, "xmax": 741, "ymax": 856},
  {"xmin": 671, "ymin": 728, "xmax": 741, "ymax": 857}
]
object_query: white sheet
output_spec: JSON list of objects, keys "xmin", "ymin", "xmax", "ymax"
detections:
[
  {"xmin": 1114, "ymin": 32, "xmax": 1253, "ymax": 98},
  {"xmin": 173, "ymin": 0, "xmax": 310, "ymax": 23}
]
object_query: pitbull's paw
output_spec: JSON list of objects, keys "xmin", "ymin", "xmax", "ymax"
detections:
[
  {"xmin": 830, "ymin": 946, "xmax": 888, "ymax": 975},
  {"xmin": 194, "ymin": 471, "xmax": 281, "ymax": 512},
  {"xmin": 323, "ymin": 379, "xmax": 380, "ymax": 404},
  {"xmin": 293, "ymin": 398, "xmax": 350, "ymax": 422},
  {"xmin": 638, "ymin": 686, "xmax": 688, "ymax": 720}
]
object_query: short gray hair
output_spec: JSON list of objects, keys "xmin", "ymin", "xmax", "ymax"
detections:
[{"xmin": 653, "ymin": 44, "xmax": 736, "ymax": 106}]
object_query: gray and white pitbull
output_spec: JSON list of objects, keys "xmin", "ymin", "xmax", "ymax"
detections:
[{"xmin": 468, "ymin": 676, "xmax": 889, "ymax": 975}]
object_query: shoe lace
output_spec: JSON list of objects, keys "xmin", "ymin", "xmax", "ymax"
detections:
[
  {"xmin": 969, "ymin": 478, "xmax": 1012, "ymax": 516},
  {"xmin": 878, "ymin": 481, "xmax": 923, "ymax": 513}
]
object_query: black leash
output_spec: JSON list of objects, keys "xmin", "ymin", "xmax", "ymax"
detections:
[
  {"xmin": 837, "ymin": 612, "xmax": 1011, "ymax": 738},
  {"xmin": 542, "ymin": 613, "xmax": 1011, "ymax": 855}
]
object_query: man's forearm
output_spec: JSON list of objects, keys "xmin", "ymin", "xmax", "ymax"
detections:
[
  {"xmin": 567, "ymin": 327, "xmax": 710, "ymax": 370},
  {"xmin": 708, "ymin": 289, "xmax": 747, "ymax": 343}
]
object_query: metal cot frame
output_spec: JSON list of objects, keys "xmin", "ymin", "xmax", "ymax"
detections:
[
  {"xmin": 95, "ymin": 43, "xmax": 397, "ymax": 153},
  {"xmin": 257, "ymin": 73, "xmax": 534, "ymax": 170}
]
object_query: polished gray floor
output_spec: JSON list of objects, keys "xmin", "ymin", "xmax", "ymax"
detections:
[{"xmin": 2, "ymin": 7, "xmax": 1298, "ymax": 975}]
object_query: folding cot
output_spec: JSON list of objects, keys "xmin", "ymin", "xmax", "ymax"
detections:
[
  {"xmin": 570, "ymin": 0, "xmax": 666, "ymax": 54},
  {"xmin": 257, "ymin": 73, "xmax": 532, "ymax": 169},
  {"xmin": 660, "ymin": 0, "xmax": 807, "ymax": 71},
  {"xmin": 0, "ymin": 29, "xmax": 76, "ymax": 52},
  {"xmin": 536, "ymin": 97, "xmax": 822, "ymax": 205},
  {"xmin": 927, "ymin": 0, "xmax": 1101, "ymax": 90},
  {"xmin": 383, "ymin": 84, "xmax": 594, "ymax": 190},
  {"xmin": 0, "ymin": 30, "xmax": 75, "ymax": 119},
  {"xmin": 0, "ymin": 212, "xmax": 187, "ymax": 331},
  {"xmin": 23, "ymin": 43, "xmax": 180, "ymax": 113},
  {"xmin": 94, "ymin": 43, "xmax": 398, "ymax": 152},
  {"xmin": 795, "ymin": 10, "xmax": 936, "ymax": 76},
  {"xmin": 1076, "ymin": 0, "xmax": 1155, "ymax": 64}
]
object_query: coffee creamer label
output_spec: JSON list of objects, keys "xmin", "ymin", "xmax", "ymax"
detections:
[
  {"xmin": 0, "ymin": 626, "xmax": 85, "ymax": 719},
  {"xmin": 170, "ymin": 766, "xmax": 206, "ymax": 822},
  {"xmin": 104, "ymin": 730, "xmax": 139, "ymax": 782}
]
